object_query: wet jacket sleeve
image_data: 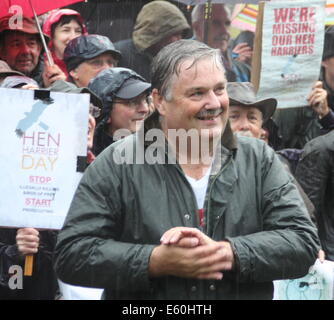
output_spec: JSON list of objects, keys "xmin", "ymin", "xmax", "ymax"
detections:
[
  {"xmin": 54, "ymin": 151, "xmax": 156, "ymax": 291},
  {"xmin": 295, "ymin": 139, "xmax": 330, "ymax": 214},
  {"xmin": 226, "ymin": 143, "xmax": 320, "ymax": 283}
]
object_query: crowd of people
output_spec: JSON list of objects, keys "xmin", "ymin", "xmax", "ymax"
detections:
[{"xmin": 0, "ymin": 1, "xmax": 333, "ymax": 300}]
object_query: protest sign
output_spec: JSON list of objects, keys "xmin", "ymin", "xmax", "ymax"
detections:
[
  {"xmin": 251, "ymin": 0, "xmax": 326, "ymax": 109},
  {"xmin": 0, "ymin": 88, "xmax": 89, "ymax": 230}
]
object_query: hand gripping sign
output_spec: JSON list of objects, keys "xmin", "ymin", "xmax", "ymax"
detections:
[
  {"xmin": 251, "ymin": 0, "xmax": 326, "ymax": 109},
  {"xmin": 0, "ymin": 88, "xmax": 89, "ymax": 274}
]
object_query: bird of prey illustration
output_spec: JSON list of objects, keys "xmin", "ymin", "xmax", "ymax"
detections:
[{"xmin": 15, "ymin": 100, "xmax": 53, "ymax": 137}]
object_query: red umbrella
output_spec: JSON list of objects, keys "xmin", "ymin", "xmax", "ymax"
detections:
[{"xmin": 0, "ymin": 0, "xmax": 84, "ymax": 18}]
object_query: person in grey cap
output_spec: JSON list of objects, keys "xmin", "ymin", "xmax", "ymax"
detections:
[
  {"xmin": 88, "ymin": 67, "xmax": 151, "ymax": 156},
  {"xmin": 227, "ymin": 82, "xmax": 277, "ymax": 140},
  {"xmin": 64, "ymin": 34, "xmax": 121, "ymax": 88},
  {"xmin": 0, "ymin": 59, "xmax": 39, "ymax": 90},
  {"xmin": 227, "ymin": 82, "xmax": 294, "ymax": 167},
  {"xmin": 227, "ymin": 82, "xmax": 321, "ymax": 240},
  {"xmin": 227, "ymin": 82, "xmax": 309, "ymax": 172},
  {"xmin": 0, "ymin": 75, "xmax": 38, "ymax": 89}
]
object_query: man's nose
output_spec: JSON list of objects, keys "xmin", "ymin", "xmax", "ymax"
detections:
[
  {"xmin": 136, "ymin": 99, "xmax": 149, "ymax": 114},
  {"xmin": 222, "ymin": 24, "xmax": 229, "ymax": 35},
  {"xmin": 99, "ymin": 61, "xmax": 112, "ymax": 72},
  {"xmin": 237, "ymin": 117, "xmax": 251, "ymax": 130},
  {"xmin": 205, "ymin": 90, "xmax": 222, "ymax": 109},
  {"xmin": 219, "ymin": 23, "xmax": 230, "ymax": 41},
  {"xmin": 106, "ymin": 59, "xmax": 117, "ymax": 68},
  {"xmin": 19, "ymin": 43, "xmax": 32, "ymax": 54},
  {"xmin": 68, "ymin": 30, "xmax": 79, "ymax": 41}
]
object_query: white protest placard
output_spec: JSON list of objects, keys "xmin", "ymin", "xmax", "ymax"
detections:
[
  {"xmin": 273, "ymin": 259, "xmax": 334, "ymax": 300},
  {"xmin": 256, "ymin": 0, "xmax": 326, "ymax": 109},
  {"xmin": 0, "ymin": 88, "xmax": 89, "ymax": 230}
]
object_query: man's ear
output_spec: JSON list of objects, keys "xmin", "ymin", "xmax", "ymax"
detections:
[
  {"xmin": 192, "ymin": 21, "xmax": 202, "ymax": 40},
  {"xmin": 106, "ymin": 113, "xmax": 112, "ymax": 124},
  {"xmin": 152, "ymin": 88, "xmax": 166, "ymax": 116},
  {"xmin": 37, "ymin": 41, "xmax": 43, "ymax": 54},
  {"xmin": 322, "ymin": 60, "xmax": 328, "ymax": 68},
  {"xmin": 69, "ymin": 68, "xmax": 78, "ymax": 81}
]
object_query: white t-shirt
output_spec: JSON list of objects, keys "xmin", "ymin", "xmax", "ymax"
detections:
[
  {"xmin": 58, "ymin": 280, "xmax": 103, "ymax": 300},
  {"xmin": 185, "ymin": 168, "xmax": 211, "ymax": 210}
]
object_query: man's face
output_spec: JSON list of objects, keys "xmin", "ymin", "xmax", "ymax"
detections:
[
  {"xmin": 0, "ymin": 31, "xmax": 42, "ymax": 75},
  {"xmin": 151, "ymin": 32, "xmax": 183, "ymax": 55},
  {"xmin": 322, "ymin": 56, "xmax": 334, "ymax": 84},
  {"xmin": 70, "ymin": 52, "xmax": 117, "ymax": 87},
  {"xmin": 193, "ymin": 4, "xmax": 231, "ymax": 53},
  {"xmin": 155, "ymin": 57, "xmax": 229, "ymax": 141},
  {"xmin": 108, "ymin": 92, "xmax": 150, "ymax": 135},
  {"xmin": 229, "ymin": 105, "xmax": 263, "ymax": 138},
  {"xmin": 87, "ymin": 114, "xmax": 96, "ymax": 150}
]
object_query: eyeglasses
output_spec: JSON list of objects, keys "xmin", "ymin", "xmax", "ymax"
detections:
[
  {"xmin": 89, "ymin": 103, "xmax": 101, "ymax": 118},
  {"xmin": 113, "ymin": 95, "xmax": 152, "ymax": 108},
  {"xmin": 86, "ymin": 57, "xmax": 117, "ymax": 69}
]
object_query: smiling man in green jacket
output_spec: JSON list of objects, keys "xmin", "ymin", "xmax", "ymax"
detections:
[{"xmin": 54, "ymin": 40, "xmax": 320, "ymax": 300}]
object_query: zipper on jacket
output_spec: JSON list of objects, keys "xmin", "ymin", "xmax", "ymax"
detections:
[{"xmin": 171, "ymin": 163, "xmax": 201, "ymax": 228}]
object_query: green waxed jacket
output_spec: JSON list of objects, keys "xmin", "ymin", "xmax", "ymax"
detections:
[{"xmin": 54, "ymin": 113, "xmax": 320, "ymax": 300}]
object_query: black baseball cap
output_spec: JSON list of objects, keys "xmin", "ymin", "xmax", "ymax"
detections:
[
  {"xmin": 88, "ymin": 67, "xmax": 151, "ymax": 122},
  {"xmin": 115, "ymin": 78, "xmax": 151, "ymax": 99},
  {"xmin": 64, "ymin": 34, "xmax": 122, "ymax": 72}
]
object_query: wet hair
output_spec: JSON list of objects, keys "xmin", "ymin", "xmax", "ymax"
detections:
[
  {"xmin": 50, "ymin": 15, "xmax": 83, "ymax": 38},
  {"xmin": 151, "ymin": 39, "xmax": 225, "ymax": 101}
]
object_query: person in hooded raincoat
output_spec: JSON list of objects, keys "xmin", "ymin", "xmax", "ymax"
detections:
[
  {"xmin": 42, "ymin": 9, "xmax": 88, "ymax": 79},
  {"xmin": 114, "ymin": 1, "xmax": 191, "ymax": 81}
]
